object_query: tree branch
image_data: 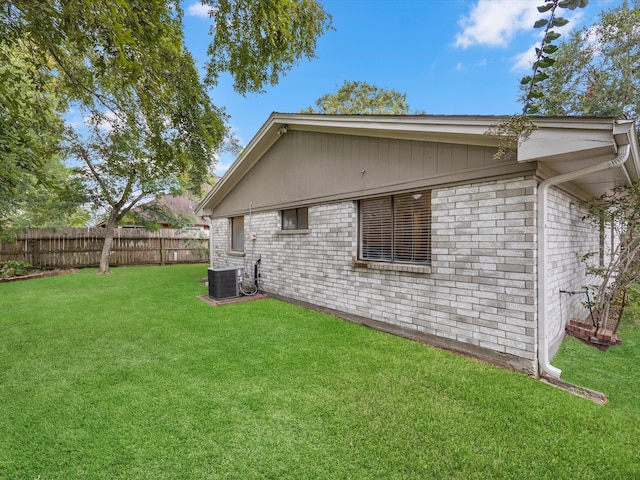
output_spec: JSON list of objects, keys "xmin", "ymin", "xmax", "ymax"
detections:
[{"xmin": 77, "ymin": 147, "xmax": 116, "ymax": 208}]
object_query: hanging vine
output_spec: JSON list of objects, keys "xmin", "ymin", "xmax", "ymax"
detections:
[{"xmin": 489, "ymin": 0, "xmax": 589, "ymax": 160}]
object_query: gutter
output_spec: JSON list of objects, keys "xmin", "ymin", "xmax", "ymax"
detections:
[{"xmin": 537, "ymin": 143, "xmax": 631, "ymax": 378}]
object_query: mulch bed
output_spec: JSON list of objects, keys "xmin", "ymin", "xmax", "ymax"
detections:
[{"xmin": 0, "ymin": 269, "xmax": 79, "ymax": 283}]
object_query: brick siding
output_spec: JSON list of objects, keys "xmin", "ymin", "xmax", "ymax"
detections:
[
  {"xmin": 545, "ymin": 187, "xmax": 601, "ymax": 356},
  {"xmin": 209, "ymin": 176, "xmax": 601, "ymax": 374}
]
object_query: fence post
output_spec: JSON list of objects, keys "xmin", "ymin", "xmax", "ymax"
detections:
[
  {"xmin": 28, "ymin": 239, "xmax": 39, "ymax": 267},
  {"xmin": 160, "ymin": 237, "xmax": 165, "ymax": 266}
]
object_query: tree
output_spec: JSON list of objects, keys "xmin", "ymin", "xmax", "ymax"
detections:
[
  {"xmin": 520, "ymin": 0, "xmax": 590, "ymax": 116},
  {"xmin": 533, "ymin": 0, "xmax": 639, "ymax": 127},
  {"xmin": 532, "ymin": 0, "xmax": 640, "ymax": 334},
  {"xmin": 491, "ymin": 0, "xmax": 589, "ymax": 160},
  {"xmin": 204, "ymin": 0, "xmax": 333, "ymax": 94},
  {"xmin": 1, "ymin": 1, "xmax": 332, "ymax": 104},
  {"xmin": 2, "ymin": 0, "xmax": 332, "ymax": 273},
  {"xmin": 0, "ymin": 39, "xmax": 68, "ymax": 225},
  {"xmin": 582, "ymin": 182, "xmax": 640, "ymax": 335},
  {"xmin": 66, "ymin": 45, "xmax": 226, "ymax": 273},
  {"xmin": 3, "ymin": 162, "xmax": 88, "ymax": 233},
  {"xmin": 301, "ymin": 80, "xmax": 412, "ymax": 114}
]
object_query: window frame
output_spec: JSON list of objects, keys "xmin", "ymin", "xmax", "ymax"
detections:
[
  {"xmin": 358, "ymin": 190, "xmax": 431, "ymax": 266},
  {"xmin": 230, "ymin": 215, "xmax": 244, "ymax": 252},
  {"xmin": 281, "ymin": 207, "xmax": 309, "ymax": 231}
]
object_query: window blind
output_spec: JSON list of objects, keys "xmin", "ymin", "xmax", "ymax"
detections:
[
  {"xmin": 393, "ymin": 191, "xmax": 431, "ymax": 264},
  {"xmin": 360, "ymin": 191, "xmax": 431, "ymax": 265},
  {"xmin": 361, "ymin": 196, "xmax": 393, "ymax": 261}
]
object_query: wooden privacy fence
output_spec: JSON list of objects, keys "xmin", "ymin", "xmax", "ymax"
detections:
[{"xmin": 0, "ymin": 228, "xmax": 208, "ymax": 269}]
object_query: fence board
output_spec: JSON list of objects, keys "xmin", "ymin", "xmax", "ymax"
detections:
[{"xmin": 0, "ymin": 228, "xmax": 208, "ymax": 268}]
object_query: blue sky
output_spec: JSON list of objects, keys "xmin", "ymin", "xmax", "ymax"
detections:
[{"xmin": 181, "ymin": 0, "xmax": 622, "ymax": 175}]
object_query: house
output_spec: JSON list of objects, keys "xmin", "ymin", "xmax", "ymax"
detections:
[
  {"xmin": 133, "ymin": 191, "xmax": 212, "ymax": 234},
  {"xmin": 100, "ymin": 188, "xmax": 216, "ymax": 235},
  {"xmin": 196, "ymin": 113, "xmax": 640, "ymax": 377}
]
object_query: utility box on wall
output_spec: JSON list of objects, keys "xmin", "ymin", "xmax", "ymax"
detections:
[{"xmin": 208, "ymin": 266, "xmax": 242, "ymax": 299}]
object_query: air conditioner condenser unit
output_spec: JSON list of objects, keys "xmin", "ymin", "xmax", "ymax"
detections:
[{"xmin": 208, "ymin": 266, "xmax": 242, "ymax": 300}]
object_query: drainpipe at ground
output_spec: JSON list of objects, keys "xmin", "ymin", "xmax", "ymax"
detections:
[{"xmin": 537, "ymin": 143, "xmax": 630, "ymax": 378}]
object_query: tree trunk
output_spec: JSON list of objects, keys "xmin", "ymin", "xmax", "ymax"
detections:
[{"xmin": 99, "ymin": 219, "xmax": 117, "ymax": 274}]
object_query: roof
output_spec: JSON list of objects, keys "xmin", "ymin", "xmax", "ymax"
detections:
[
  {"xmin": 197, "ymin": 113, "xmax": 640, "ymax": 216},
  {"xmin": 141, "ymin": 193, "xmax": 204, "ymax": 222}
]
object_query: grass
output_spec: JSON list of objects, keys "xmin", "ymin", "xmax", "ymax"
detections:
[{"xmin": 1, "ymin": 264, "xmax": 638, "ymax": 479}]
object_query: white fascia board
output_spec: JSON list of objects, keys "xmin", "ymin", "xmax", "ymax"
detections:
[
  {"xmin": 613, "ymin": 119, "xmax": 640, "ymax": 182},
  {"xmin": 518, "ymin": 119, "xmax": 617, "ymax": 163},
  {"xmin": 273, "ymin": 113, "xmax": 510, "ymax": 146}
]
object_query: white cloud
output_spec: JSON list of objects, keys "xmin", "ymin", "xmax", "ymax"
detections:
[
  {"xmin": 455, "ymin": 62, "xmax": 464, "ymax": 71},
  {"xmin": 83, "ymin": 110, "xmax": 120, "ymax": 132},
  {"xmin": 455, "ymin": 0, "xmax": 540, "ymax": 49},
  {"xmin": 511, "ymin": 43, "xmax": 538, "ymax": 73},
  {"xmin": 186, "ymin": 2, "xmax": 211, "ymax": 18},
  {"xmin": 214, "ymin": 156, "xmax": 234, "ymax": 177}
]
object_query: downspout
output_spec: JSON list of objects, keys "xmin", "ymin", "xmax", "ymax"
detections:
[
  {"xmin": 537, "ymin": 144, "xmax": 630, "ymax": 378},
  {"xmin": 203, "ymin": 216, "xmax": 214, "ymax": 268}
]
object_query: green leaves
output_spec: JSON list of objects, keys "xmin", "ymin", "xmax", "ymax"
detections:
[
  {"xmin": 204, "ymin": 0, "xmax": 333, "ymax": 94},
  {"xmin": 301, "ymin": 80, "xmax": 412, "ymax": 114},
  {"xmin": 0, "ymin": 41, "xmax": 69, "ymax": 227},
  {"xmin": 538, "ymin": 3, "xmax": 555, "ymax": 13},
  {"xmin": 559, "ymin": 0, "xmax": 589, "ymax": 9},
  {"xmin": 552, "ymin": 17, "xmax": 570, "ymax": 27},
  {"xmin": 546, "ymin": 31, "xmax": 562, "ymax": 41},
  {"xmin": 520, "ymin": 0, "xmax": 589, "ymax": 115},
  {"xmin": 533, "ymin": 0, "xmax": 640, "ymax": 128}
]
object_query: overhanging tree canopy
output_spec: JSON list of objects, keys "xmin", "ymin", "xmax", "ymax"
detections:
[
  {"xmin": 533, "ymin": 0, "xmax": 640, "ymax": 128},
  {"xmin": 1, "ymin": 0, "xmax": 333, "ymax": 272}
]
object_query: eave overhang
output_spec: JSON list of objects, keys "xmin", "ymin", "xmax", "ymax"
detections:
[{"xmin": 518, "ymin": 117, "xmax": 639, "ymax": 199}]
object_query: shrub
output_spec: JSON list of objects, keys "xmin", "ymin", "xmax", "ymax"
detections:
[
  {"xmin": 0, "ymin": 261, "xmax": 38, "ymax": 278},
  {"xmin": 624, "ymin": 284, "xmax": 640, "ymax": 326}
]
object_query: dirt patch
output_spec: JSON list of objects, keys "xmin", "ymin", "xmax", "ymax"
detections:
[{"xmin": 0, "ymin": 269, "xmax": 80, "ymax": 283}]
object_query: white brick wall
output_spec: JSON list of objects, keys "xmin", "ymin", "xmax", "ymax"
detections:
[
  {"xmin": 545, "ymin": 187, "xmax": 600, "ymax": 355},
  {"xmin": 431, "ymin": 177, "xmax": 537, "ymax": 362},
  {"xmin": 210, "ymin": 176, "xmax": 544, "ymax": 373}
]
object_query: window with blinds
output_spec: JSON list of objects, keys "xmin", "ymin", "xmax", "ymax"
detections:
[{"xmin": 359, "ymin": 191, "xmax": 431, "ymax": 265}]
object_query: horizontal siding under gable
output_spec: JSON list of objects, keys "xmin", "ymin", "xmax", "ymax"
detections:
[{"xmin": 213, "ymin": 130, "xmax": 535, "ymax": 217}]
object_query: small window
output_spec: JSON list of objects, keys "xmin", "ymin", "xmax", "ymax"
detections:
[
  {"xmin": 282, "ymin": 207, "xmax": 308, "ymax": 230},
  {"xmin": 230, "ymin": 216, "xmax": 244, "ymax": 252},
  {"xmin": 360, "ymin": 191, "xmax": 431, "ymax": 265}
]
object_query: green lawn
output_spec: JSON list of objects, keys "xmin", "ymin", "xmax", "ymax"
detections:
[{"xmin": 1, "ymin": 264, "xmax": 638, "ymax": 479}]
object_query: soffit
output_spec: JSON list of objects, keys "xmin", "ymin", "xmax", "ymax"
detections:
[{"xmin": 520, "ymin": 118, "xmax": 639, "ymax": 199}]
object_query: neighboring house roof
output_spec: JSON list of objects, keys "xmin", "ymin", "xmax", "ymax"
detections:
[
  {"xmin": 100, "ymin": 182, "xmax": 216, "ymax": 229},
  {"xmin": 137, "ymin": 192, "xmax": 209, "ymax": 227},
  {"xmin": 197, "ymin": 113, "xmax": 640, "ymax": 216}
]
